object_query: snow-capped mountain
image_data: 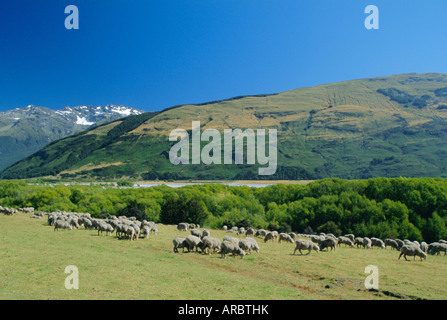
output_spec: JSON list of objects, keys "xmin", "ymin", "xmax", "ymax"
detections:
[
  {"xmin": 55, "ymin": 105, "xmax": 143, "ymax": 126},
  {"xmin": 0, "ymin": 104, "xmax": 145, "ymax": 170}
]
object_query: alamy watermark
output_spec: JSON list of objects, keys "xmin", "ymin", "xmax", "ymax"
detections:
[
  {"xmin": 63, "ymin": 5, "xmax": 378, "ymax": 31},
  {"xmin": 364, "ymin": 265, "xmax": 379, "ymax": 290},
  {"xmin": 65, "ymin": 5, "xmax": 79, "ymax": 30},
  {"xmin": 65, "ymin": 265, "xmax": 79, "ymax": 290},
  {"xmin": 169, "ymin": 121, "xmax": 278, "ymax": 175},
  {"xmin": 364, "ymin": 5, "xmax": 379, "ymax": 30}
]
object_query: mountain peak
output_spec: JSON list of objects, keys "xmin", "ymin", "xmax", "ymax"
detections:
[{"xmin": 0, "ymin": 104, "xmax": 145, "ymax": 171}]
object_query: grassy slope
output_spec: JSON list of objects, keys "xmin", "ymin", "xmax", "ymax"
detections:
[
  {"xmin": 3, "ymin": 73, "xmax": 447, "ymax": 180},
  {"xmin": 1, "ymin": 213, "xmax": 446, "ymax": 300}
]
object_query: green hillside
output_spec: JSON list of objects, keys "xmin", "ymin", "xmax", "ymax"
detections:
[
  {"xmin": 0, "ymin": 105, "xmax": 144, "ymax": 171},
  {"xmin": 2, "ymin": 72, "xmax": 447, "ymax": 180}
]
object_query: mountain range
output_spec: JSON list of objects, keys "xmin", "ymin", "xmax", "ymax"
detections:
[
  {"xmin": 0, "ymin": 105, "xmax": 143, "ymax": 170},
  {"xmin": 2, "ymin": 72, "xmax": 447, "ymax": 181}
]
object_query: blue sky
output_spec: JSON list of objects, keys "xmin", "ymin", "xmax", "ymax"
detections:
[{"xmin": 0, "ymin": 0, "xmax": 446, "ymax": 112}]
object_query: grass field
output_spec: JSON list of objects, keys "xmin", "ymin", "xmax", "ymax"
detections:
[{"xmin": 1, "ymin": 213, "xmax": 446, "ymax": 300}]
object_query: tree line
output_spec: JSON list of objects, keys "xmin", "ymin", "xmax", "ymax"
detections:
[{"xmin": 1, "ymin": 177, "xmax": 447, "ymax": 243}]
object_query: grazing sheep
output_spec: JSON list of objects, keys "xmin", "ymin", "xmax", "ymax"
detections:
[
  {"xmin": 239, "ymin": 237, "xmax": 260, "ymax": 254},
  {"xmin": 91, "ymin": 219, "xmax": 102, "ymax": 229},
  {"xmin": 54, "ymin": 220, "xmax": 73, "ymax": 231},
  {"xmin": 362, "ymin": 237, "xmax": 372, "ymax": 249},
  {"xmin": 142, "ymin": 221, "xmax": 158, "ymax": 235},
  {"xmin": 191, "ymin": 229, "xmax": 202, "ymax": 238},
  {"xmin": 427, "ymin": 242, "xmax": 447, "ymax": 256},
  {"xmin": 185, "ymin": 235, "xmax": 202, "ymax": 252},
  {"xmin": 354, "ymin": 237, "xmax": 364, "ymax": 248},
  {"xmin": 278, "ymin": 233, "xmax": 294, "ymax": 244},
  {"xmin": 106, "ymin": 219, "xmax": 121, "ymax": 230},
  {"xmin": 201, "ymin": 236, "xmax": 222, "ymax": 255},
  {"xmin": 2, "ymin": 207, "xmax": 17, "ymax": 215},
  {"xmin": 97, "ymin": 221, "xmax": 114, "ymax": 236},
  {"xmin": 30, "ymin": 211, "xmax": 44, "ymax": 219},
  {"xmin": 245, "ymin": 228, "xmax": 255, "ymax": 236},
  {"xmin": 81, "ymin": 218, "xmax": 94, "ymax": 230},
  {"xmin": 344, "ymin": 234, "xmax": 355, "ymax": 242},
  {"xmin": 384, "ymin": 239, "xmax": 399, "ymax": 250},
  {"xmin": 35, "ymin": 211, "xmax": 45, "ymax": 217},
  {"xmin": 337, "ymin": 236, "xmax": 355, "ymax": 248},
  {"xmin": 220, "ymin": 241, "xmax": 245, "ymax": 259},
  {"xmin": 141, "ymin": 225, "xmax": 151, "ymax": 239},
  {"xmin": 238, "ymin": 238, "xmax": 252, "ymax": 253},
  {"xmin": 69, "ymin": 217, "xmax": 80, "ymax": 229},
  {"xmin": 289, "ymin": 232, "xmax": 297, "ymax": 240},
  {"xmin": 371, "ymin": 237, "xmax": 385, "ymax": 249},
  {"xmin": 420, "ymin": 241, "xmax": 428, "ymax": 252},
  {"xmin": 399, "ymin": 244, "xmax": 427, "ymax": 261},
  {"xmin": 201, "ymin": 229, "xmax": 210, "ymax": 239},
  {"xmin": 177, "ymin": 223, "xmax": 189, "ymax": 232},
  {"xmin": 310, "ymin": 235, "xmax": 325, "ymax": 245},
  {"xmin": 264, "ymin": 232, "xmax": 275, "ymax": 243},
  {"xmin": 254, "ymin": 229, "xmax": 267, "ymax": 238},
  {"xmin": 238, "ymin": 227, "xmax": 246, "ymax": 235},
  {"xmin": 223, "ymin": 236, "xmax": 240, "ymax": 246},
  {"xmin": 319, "ymin": 238, "xmax": 337, "ymax": 252},
  {"xmin": 48, "ymin": 214, "xmax": 57, "ymax": 226},
  {"xmin": 173, "ymin": 237, "xmax": 188, "ymax": 253},
  {"xmin": 130, "ymin": 223, "xmax": 140, "ymax": 240},
  {"xmin": 115, "ymin": 223, "xmax": 124, "ymax": 238},
  {"xmin": 325, "ymin": 234, "xmax": 337, "ymax": 241},
  {"xmin": 122, "ymin": 225, "xmax": 136, "ymax": 241},
  {"xmin": 293, "ymin": 239, "xmax": 320, "ymax": 255},
  {"xmin": 394, "ymin": 239, "xmax": 405, "ymax": 249}
]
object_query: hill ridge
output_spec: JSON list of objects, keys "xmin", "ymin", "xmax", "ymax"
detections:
[{"xmin": 2, "ymin": 72, "xmax": 447, "ymax": 180}]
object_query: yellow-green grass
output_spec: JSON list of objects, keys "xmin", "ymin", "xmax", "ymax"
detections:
[{"xmin": 1, "ymin": 213, "xmax": 446, "ymax": 300}]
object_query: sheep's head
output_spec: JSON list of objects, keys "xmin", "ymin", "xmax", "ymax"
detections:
[
  {"xmin": 418, "ymin": 251, "xmax": 427, "ymax": 260},
  {"xmin": 237, "ymin": 248, "xmax": 246, "ymax": 259}
]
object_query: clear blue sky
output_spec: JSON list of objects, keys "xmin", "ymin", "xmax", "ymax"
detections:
[{"xmin": 0, "ymin": 0, "xmax": 446, "ymax": 112}]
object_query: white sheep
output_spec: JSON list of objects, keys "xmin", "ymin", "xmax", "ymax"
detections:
[
  {"xmin": 54, "ymin": 220, "xmax": 73, "ymax": 231},
  {"xmin": 293, "ymin": 239, "xmax": 320, "ymax": 255},
  {"xmin": 278, "ymin": 233, "xmax": 294, "ymax": 244},
  {"xmin": 201, "ymin": 236, "xmax": 222, "ymax": 255},
  {"xmin": 173, "ymin": 237, "xmax": 188, "ymax": 253},
  {"xmin": 220, "ymin": 241, "xmax": 245, "ymax": 259},
  {"xmin": 399, "ymin": 244, "xmax": 427, "ymax": 261}
]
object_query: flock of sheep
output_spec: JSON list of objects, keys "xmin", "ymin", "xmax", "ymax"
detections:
[
  {"xmin": 173, "ymin": 223, "xmax": 260, "ymax": 259},
  {"xmin": 49, "ymin": 211, "xmax": 159, "ymax": 240},
  {"xmin": 3, "ymin": 205, "xmax": 447, "ymax": 261},
  {"xmin": 173, "ymin": 223, "xmax": 447, "ymax": 261},
  {"xmin": 0, "ymin": 206, "xmax": 35, "ymax": 215},
  {"xmin": 24, "ymin": 209, "xmax": 158, "ymax": 241}
]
